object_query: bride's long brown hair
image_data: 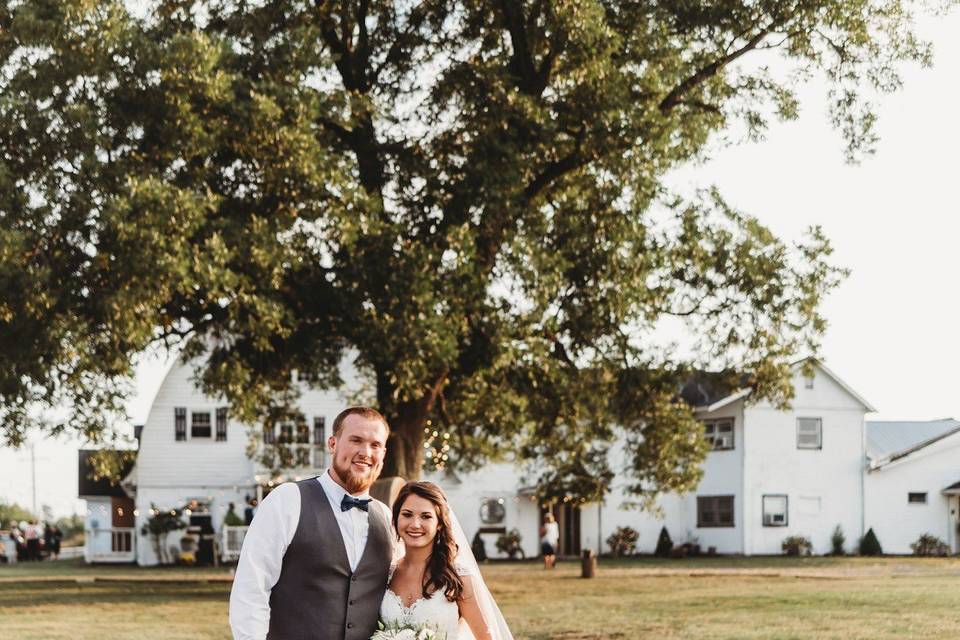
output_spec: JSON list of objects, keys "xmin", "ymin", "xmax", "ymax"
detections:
[{"xmin": 392, "ymin": 481, "xmax": 464, "ymax": 603}]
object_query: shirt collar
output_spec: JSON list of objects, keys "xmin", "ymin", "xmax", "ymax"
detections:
[{"xmin": 320, "ymin": 468, "xmax": 371, "ymax": 501}]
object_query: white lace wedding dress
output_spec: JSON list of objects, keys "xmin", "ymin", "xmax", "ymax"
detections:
[{"xmin": 380, "ymin": 563, "xmax": 472, "ymax": 640}]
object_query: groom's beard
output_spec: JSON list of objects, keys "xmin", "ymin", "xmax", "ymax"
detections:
[{"xmin": 333, "ymin": 455, "xmax": 383, "ymax": 494}]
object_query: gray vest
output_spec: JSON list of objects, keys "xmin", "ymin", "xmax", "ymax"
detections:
[{"xmin": 267, "ymin": 479, "xmax": 392, "ymax": 640}]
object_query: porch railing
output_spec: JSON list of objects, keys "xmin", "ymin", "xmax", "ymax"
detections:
[
  {"xmin": 85, "ymin": 527, "xmax": 137, "ymax": 563},
  {"xmin": 221, "ymin": 525, "xmax": 249, "ymax": 562}
]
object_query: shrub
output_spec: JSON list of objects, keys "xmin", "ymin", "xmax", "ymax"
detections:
[
  {"xmin": 782, "ymin": 535, "xmax": 813, "ymax": 556},
  {"xmin": 495, "ymin": 528, "xmax": 525, "ymax": 560},
  {"xmin": 606, "ymin": 526, "xmax": 639, "ymax": 557},
  {"xmin": 858, "ymin": 528, "xmax": 883, "ymax": 556},
  {"xmin": 471, "ymin": 531, "xmax": 488, "ymax": 562},
  {"xmin": 655, "ymin": 526, "xmax": 673, "ymax": 557},
  {"xmin": 830, "ymin": 525, "xmax": 846, "ymax": 556},
  {"xmin": 910, "ymin": 533, "xmax": 949, "ymax": 557}
]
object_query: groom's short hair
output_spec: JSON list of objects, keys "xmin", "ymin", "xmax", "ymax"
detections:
[{"xmin": 332, "ymin": 406, "xmax": 391, "ymax": 438}]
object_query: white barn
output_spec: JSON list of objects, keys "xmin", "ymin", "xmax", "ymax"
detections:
[{"xmin": 78, "ymin": 357, "xmax": 960, "ymax": 564}]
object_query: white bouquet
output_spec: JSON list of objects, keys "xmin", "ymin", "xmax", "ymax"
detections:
[{"xmin": 370, "ymin": 620, "xmax": 445, "ymax": 640}]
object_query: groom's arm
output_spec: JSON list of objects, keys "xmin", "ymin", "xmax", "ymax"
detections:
[{"xmin": 229, "ymin": 482, "xmax": 300, "ymax": 640}]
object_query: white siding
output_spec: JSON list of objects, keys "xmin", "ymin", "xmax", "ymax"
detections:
[
  {"xmin": 743, "ymin": 365, "xmax": 866, "ymax": 554},
  {"xmin": 425, "ymin": 464, "xmax": 541, "ymax": 559},
  {"xmin": 865, "ymin": 432, "xmax": 960, "ymax": 554},
  {"xmin": 133, "ymin": 356, "xmax": 367, "ymax": 565}
]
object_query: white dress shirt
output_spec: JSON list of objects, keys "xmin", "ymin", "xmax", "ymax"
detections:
[{"xmin": 229, "ymin": 470, "xmax": 394, "ymax": 640}]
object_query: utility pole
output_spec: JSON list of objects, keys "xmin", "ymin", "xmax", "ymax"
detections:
[{"xmin": 30, "ymin": 442, "xmax": 38, "ymax": 515}]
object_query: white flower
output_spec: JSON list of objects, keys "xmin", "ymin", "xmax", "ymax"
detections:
[{"xmin": 395, "ymin": 630, "xmax": 416, "ymax": 640}]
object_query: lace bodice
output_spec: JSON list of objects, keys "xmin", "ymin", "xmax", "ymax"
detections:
[{"xmin": 379, "ymin": 563, "xmax": 471, "ymax": 640}]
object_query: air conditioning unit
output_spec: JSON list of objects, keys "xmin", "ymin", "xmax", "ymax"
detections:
[{"xmin": 716, "ymin": 436, "xmax": 732, "ymax": 449}]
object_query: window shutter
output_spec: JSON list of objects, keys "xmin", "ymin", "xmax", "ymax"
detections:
[
  {"xmin": 216, "ymin": 407, "xmax": 228, "ymax": 441},
  {"xmin": 175, "ymin": 407, "xmax": 187, "ymax": 441}
]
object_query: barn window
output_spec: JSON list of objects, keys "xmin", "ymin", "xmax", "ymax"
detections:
[
  {"xmin": 762, "ymin": 495, "xmax": 788, "ymax": 526},
  {"xmin": 703, "ymin": 418, "xmax": 735, "ymax": 450},
  {"xmin": 216, "ymin": 407, "xmax": 228, "ymax": 441},
  {"xmin": 797, "ymin": 418, "xmax": 822, "ymax": 449},
  {"xmin": 697, "ymin": 496, "xmax": 735, "ymax": 528},
  {"xmin": 191, "ymin": 412, "xmax": 211, "ymax": 438}
]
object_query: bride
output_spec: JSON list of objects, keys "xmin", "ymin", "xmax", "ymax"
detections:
[{"xmin": 380, "ymin": 482, "xmax": 513, "ymax": 640}]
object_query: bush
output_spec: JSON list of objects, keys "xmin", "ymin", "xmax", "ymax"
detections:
[
  {"xmin": 471, "ymin": 531, "xmax": 487, "ymax": 562},
  {"xmin": 495, "ymin": 528, "xmax": 525, "ymax": 560},
  {"xmin": 606, "ymin": 526, "xmax": 639, "ymax": 557},
  {"xmin": 782, "ymin": 535, "xmax": 813, "ymax": 556},
  {"xmin": 910, "ymin": 533, "xmax": 949, "ymax": 557},
  {"xmin": 830, "ymin": 525, "xmax": 846, "ymax": 556},
  {"xmin": 858, "ymin": 528, "xmax": 883, "ymax": 556},
  {"xmin": 655, "ymin": 526, "xmax": 673, "ymax": 557}
]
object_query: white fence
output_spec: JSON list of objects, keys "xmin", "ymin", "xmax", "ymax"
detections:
[
  {"xmin": 221, "ymin": 525, "xmax": 249, "ymax": 562},
  {"xmin": 85, "ymin": 527, "xmax": 137, "ymax": 563}
]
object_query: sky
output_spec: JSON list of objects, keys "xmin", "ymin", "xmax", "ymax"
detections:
[{"xmin": 2, "ymin": 10, "xmax": 960, "ymax": 518}]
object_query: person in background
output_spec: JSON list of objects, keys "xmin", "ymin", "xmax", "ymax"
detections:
[
  {"xmin": 52, "ymin": 525, "xmax": 62, "ymax": 559},
  {"xmin": 243, "ymin": 496, "xmax": 258, "ymax": 525},
  {"xmin": 44, "ymin": 523, "xmax": 57, "ymax": 560},
  {"xmin": 539, "ymin": 513, "xmax": 560, "ymax": 570},
  {"xmin": 25, "ymin": 519, "xmax": 40, "ymax": 561}
]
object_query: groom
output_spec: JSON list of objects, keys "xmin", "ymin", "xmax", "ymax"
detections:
[{"xmin": 229, "ymin": 407, "xmax": 395, "ymax": 640}]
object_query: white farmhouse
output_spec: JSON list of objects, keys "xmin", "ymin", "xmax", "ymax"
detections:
[
  {"xmin": 78, "ymin": 355, "xmax": 959, "ymax": 564},
  {"xmin": 441, "ymin": 359, "xmax": 875, "ymax": 557}
]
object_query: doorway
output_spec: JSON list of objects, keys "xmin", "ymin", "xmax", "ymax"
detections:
[{"xmin": 541, "ymin": 503, "xmax": 581, "ymax": 557}]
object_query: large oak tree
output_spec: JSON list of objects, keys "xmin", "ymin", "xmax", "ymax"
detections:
[{"xmin": 0, "ymin": 1, "xmax": 942, "ymax": 502}]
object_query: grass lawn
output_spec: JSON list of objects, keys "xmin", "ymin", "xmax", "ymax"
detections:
[{"xmin": 3, "ymin": 556, "xmax": 960, "ymax": 639}]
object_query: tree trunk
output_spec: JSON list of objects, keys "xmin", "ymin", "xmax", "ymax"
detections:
[
  {"xmin": 383, "ymin": 410, "xmax": 425, "ymax": 480},
  {"xmin": 380, "ymin": 374, "xmax": 447, "ymax": 480}
]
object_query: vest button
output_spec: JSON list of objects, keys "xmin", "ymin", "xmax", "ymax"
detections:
[
  {"xmin": 347, "ymin": 622, "xmax": 354, "ymax": 629},
  {"xmin": 351, "ymin": 575, "xmax": 358, "ymax": 582},
  {"xmin": 349, "ymin": 600, "xmax": 356, "ymax": 606}
]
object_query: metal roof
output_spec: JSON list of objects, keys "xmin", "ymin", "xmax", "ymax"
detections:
[{"xmin": 865, "ymin": 419, "xmax": 960, "ymax": 462}]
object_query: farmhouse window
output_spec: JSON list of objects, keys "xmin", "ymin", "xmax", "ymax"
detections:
[
  {"xmin": 703, "ymin": 418, "xmax": 735, "ymax": 450},
  {"xmin": 295, "ymin": 419, "xmax": 310, "ymax": 444},
  {"xmin": 175, "ymin": 407, "xmax": 187, "ymax": 441},
  {"xmin": 263, "ymin": 424, "xmax": 276, "ymax": 445},
  {"xmin": 191, "ymin": 412, "xmax": 212, "ymax": 438},
  {"xmin": 697, "ymin": 495, "xmax": 734, "ymax": 528},
  {"xmin": 797, "ymin": 417, "xmax": 822, "ymax": 449},
  {"xmin": 215, "ymin": 407, "xmax": 228, "ymax": 441},
  {"xmin": 762, "ymin": 494, "xmax": 788, "ymax": 526},
  {"xmin": 908, "ymin": 492, "xmax": 928, "ymax": 504},
  {"xmin": 279, "ymin": 423, "xmax": 293, "ymax": 444},
  {"xmin": 313, "ymin": 417, "xmax": 327, "ymax": 468}
]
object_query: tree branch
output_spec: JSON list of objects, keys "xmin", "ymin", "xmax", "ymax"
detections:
[{"xmin": 659, "ymin": 27, "xmax": 775, "ymax": 115}]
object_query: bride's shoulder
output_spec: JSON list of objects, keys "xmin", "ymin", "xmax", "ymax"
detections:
[{"xmin": 452, "ymin": 559, "xmax": 474, "ymax": 577}]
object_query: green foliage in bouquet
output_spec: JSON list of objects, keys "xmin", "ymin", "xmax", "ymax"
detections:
[{"xmin": 372, "ymin": 620, "xmax": 445, "ymax": 639}]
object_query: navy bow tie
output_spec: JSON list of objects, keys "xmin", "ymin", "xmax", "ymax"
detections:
[{"xmin": 341, "ymin": 494, "xmax": 371, "ymax": 512}]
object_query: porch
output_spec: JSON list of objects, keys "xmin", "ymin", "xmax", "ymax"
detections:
[{"xmin": 84, "ymin": 527, "xmax": 137, "ymax": 563}]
